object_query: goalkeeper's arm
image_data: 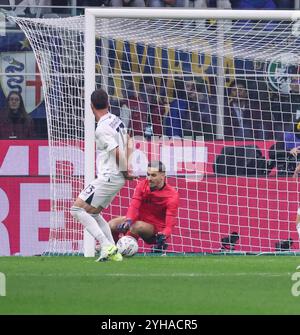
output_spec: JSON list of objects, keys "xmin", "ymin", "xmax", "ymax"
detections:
[
  {"xmin": 161, "ymin": 195, "xmax": 179, "ymax": 237},
  {"xmin": 154, "ymin": 196, "xmax": 179, "ymax": 250},
  {"xmin": 154, "ymin": 215, "xmax": 176, "ymax": 250}
]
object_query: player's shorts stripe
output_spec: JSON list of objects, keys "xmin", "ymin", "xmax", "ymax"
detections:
[{"xmin": 85, "ymin": 193, "xmax": 94, "ymax": 205}]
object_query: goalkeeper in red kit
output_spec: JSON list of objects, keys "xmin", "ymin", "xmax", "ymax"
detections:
[{"xmin": 109, "ymin": 160, "xmax": 179, "ymax": 253}]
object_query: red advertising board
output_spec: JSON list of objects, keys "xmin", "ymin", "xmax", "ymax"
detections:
[{"xmin": 0, "ymin": 140, "xmax": 299, "ymax": 255}]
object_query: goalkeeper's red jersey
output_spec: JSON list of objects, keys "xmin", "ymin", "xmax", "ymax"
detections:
[{"xmin": 126, "ymin": 179, "xmax": 179, "ymax": 237}]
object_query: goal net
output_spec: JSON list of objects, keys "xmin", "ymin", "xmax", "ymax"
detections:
[{"xmin": 10, "ymin": 8, "xmax": 300, "ymax": 255}]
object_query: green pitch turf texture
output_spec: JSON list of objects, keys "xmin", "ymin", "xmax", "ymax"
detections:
[{"xmin": 0, "ymin": 255, "xmax": 299, "ymax": 315}]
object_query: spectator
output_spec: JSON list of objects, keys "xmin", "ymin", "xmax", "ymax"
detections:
[
  {"xmin": 119, "ymin": 81, "xmax": 148, "ymax": 137},
  {"xmin": 230, "ymin": 0, "xmax": 277, "ymax": 9},
  {"xmin": 225, "ymin": 80, "xmax": 275, "ymax": 141},
  {"xmin": 268, "ymin": 117, "xmax": 300, "ymax": 176},
  {"xmin": 110, "ymin": 0, "xmax": 146, "ymax": 6},
  {"xmin": 224, "ymin": 80, "xmax": 265, "ymax": 141},
  {"xmin": 186, "ymin": 79, "xmax": 213, "ymax": 139},
  {"xmin": 76, "ymin": 0, "xmax": 107, "ymax": 6},
  {"xmin": 139, "ymin": 77, "xmax": 165, "ymax": 139},
  {"xmin": 2, "ymin": 0, "xmax": 52, "ymax": 19},
  {"xmin": 186, "ymin": 0, "xmax": 208, "ymax": 8},
  {"xmin": 205, "ymin": 0, "xmax": 232, "ymax": 8},
  {"xmin": 247, "ymin": 83, "xmax": 274, "ymax": 140},
  {"xmin": 48, "ymin": 0, "xmax": 69, "ymax": 16},
  {"xmin": 163, "ymin": 77, "xmax": 191, "ymax": 138},
  {"xmin": 164, "ymin": 78, "xmax": 212, "ymax": 139},
  {"xmin": 146, "ymin": 0, "xmax": 185, "ymax": 7},
  {"xmin": 0, "ymin": 91, "xmax": 35, "ymax": 139},
  {"xmin": 78, "ymin": 0, "xmax": 146, "ymax": 5},
  {"xmin": 270, "ymin": 84, "xmax": 297, "ymax": 142},
  {"xmin": 274, "ymin": 0, "xmax": 294, "ymax": 9},
  {"xmin": 230, "ymin": 0, "xmax": 278, "ymax": 32},
  {"xmin": 118, "ymin": 78, "xmax": 164, "ymax": 139},
  {"xmin": 251, "ymin": 81, "xmax": 274, "ymax": 140},
  {"xmin": 271, "ymin": 77, "xmax": 300, "ymax": 140},
  {"xmin": 284, "ymin": 119, "xmax": 300, "ymax": 157},
  {"xmin": 194, "ymin": 79, "xmax": 216, "ymax": 139},
  {"xmin": 290, "ymin": 77, "xmax": 300, "ymax": 120}
]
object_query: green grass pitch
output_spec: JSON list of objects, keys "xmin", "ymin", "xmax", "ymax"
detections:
[{"xmin": 0, "ymin": 255, "xmax": 299, "ymax": 315}]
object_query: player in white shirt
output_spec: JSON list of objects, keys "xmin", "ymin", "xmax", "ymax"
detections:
[{"xmin": 70, "ymin": 89, "xmax": 136, "ymax": 262}]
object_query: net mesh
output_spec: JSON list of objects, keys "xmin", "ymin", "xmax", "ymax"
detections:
[{"xmin": 10, "ymin": 12, "xmax": 300, "ymax": 254}]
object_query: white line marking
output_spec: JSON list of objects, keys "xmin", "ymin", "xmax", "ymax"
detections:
[
  {"xmin": 104, "ymin": 272, "xmax": 291, "ymax": 277},
  {"xmin": 8, "ymin": 272, "xmax": 291, "ymax": 278}
]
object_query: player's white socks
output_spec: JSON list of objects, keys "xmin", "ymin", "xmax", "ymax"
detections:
[
  {"xmin": 297, "ymin": 223, "xmax": 300, "ymax": 239},
  {"xmin": 70, "ymin": 206, "xmax": 111, "ymax": 247},
  {"xmin": 91, "ymin": 214, "xmax": 115, "ymax": 244}
]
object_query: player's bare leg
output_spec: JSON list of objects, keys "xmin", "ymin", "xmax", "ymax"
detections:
[
  {"xmin": 112, "ymin": 219, "xmax": 159, "ymax": 245},
  {"xmin": 73, "ymin": 197, "xmax": 102, "ymax": 214},
  {"xmin": 109, "ymin": 216, "xmax": 126, "ymax": 231},
  {"xmin": 129, "ymin": 221, "xmax": 156, "ymax": 244}
]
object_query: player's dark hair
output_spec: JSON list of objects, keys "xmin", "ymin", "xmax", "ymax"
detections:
[
  {"xmin": 148, "ymin": 160, "xmax": 166, "ymax": 173},
  {"xmin": 91, "ymin": 89, "xmax": 109, "ymax": 110}
]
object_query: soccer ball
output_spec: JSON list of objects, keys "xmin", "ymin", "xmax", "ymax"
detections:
[{"xmin": 117, "ymin": 236, "xmax": 138, "ymax": 257}]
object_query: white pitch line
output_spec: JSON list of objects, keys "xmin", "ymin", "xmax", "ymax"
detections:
[
  {"xmin": 105, "ymin": 272, "xmax": 291, "ymax": 277},
  {"xmin": 7, "ymin": 272, "xmax": 292, "ymax": 278}
]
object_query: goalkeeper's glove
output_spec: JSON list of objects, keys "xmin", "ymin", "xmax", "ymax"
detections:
[
  {"xmin": 117, "ymin": 219, "xmax": 132, "ymax": 233},
  {"xmin": 153, "ymin": 233, "xmax": 168, "ymax": 252}
]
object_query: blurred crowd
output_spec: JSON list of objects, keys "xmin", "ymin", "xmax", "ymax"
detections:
[
  {"xmin": 70, "ymin": 0, "xmax": 295, "ymax": 10},
  {"xmin": 58, "ymin": 0, "xmax": 295, "ymax": 10},
  {"xmin": 0, "ymin": 0, "xmax": 295, "ymax": 16},
  {"xmin": 1, "ymin": 0, "xmax": 300, "ymax": 177}
]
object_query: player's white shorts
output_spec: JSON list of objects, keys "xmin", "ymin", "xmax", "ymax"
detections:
[{"xmin": 78, "ymin": 175, "xmax": 125, "ymax": 209}]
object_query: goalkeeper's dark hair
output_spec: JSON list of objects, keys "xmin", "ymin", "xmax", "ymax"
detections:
[
  {"xmin": 148, "ymin": 160, "xmax": 166, "ymax": 173},
  {"xmin": 91, "ymin": 89, "xmax": 109, "ymax": 110}
]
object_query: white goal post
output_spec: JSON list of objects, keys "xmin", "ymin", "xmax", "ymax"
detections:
[{"xmin": 9, "ymin": 8, "xmax": 300, "ymax": 256}]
